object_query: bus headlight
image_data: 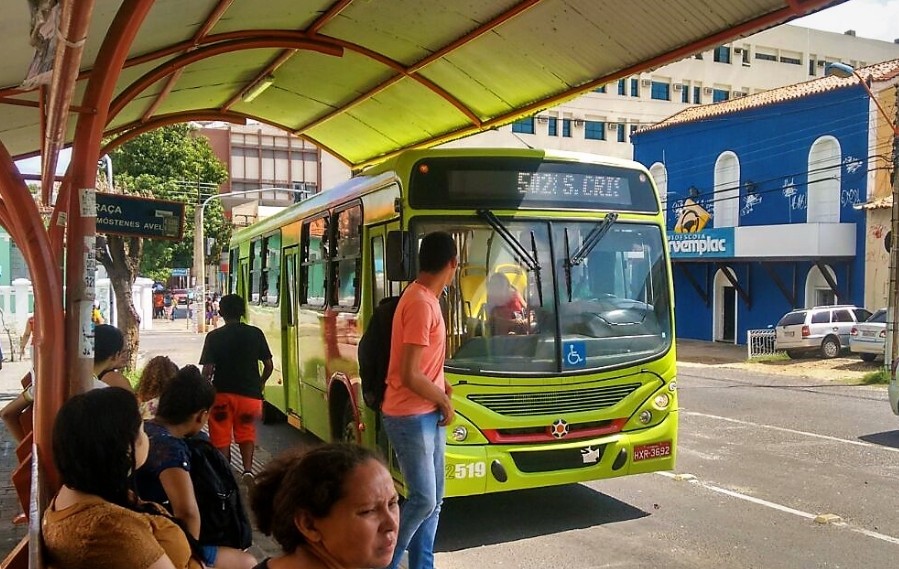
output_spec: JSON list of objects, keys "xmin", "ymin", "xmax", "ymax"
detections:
[
  {"xmin": 653, "ymin": 393, "xmax": 670, "ymax": 409},
  {"xmin": 639, "ymin": 410, "xmax": 652, "ymax": 424},
  {"xmin": 451, "ymin": 426, "xmax": 468, "ymax": 442}
]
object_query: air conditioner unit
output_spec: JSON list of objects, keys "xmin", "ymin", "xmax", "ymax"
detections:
[
  {"xmin": 573, "ymin": 119, "xmax": 584, "ymax": 127},
  {"xmin": 673, "ymin": 83, "xmax": 683, "ymax": 91},
  {"xmin": 703, "ymin": 87, "xmax": 713, "ymax": 95},
  {"xmin": 608, "ymin": 123, "xmax": 619, "ymax": 130},
  {"xmin": 733, "ymin": 47, "xmax": 743, "ymax": 54},
  {"xmin": 817, "ymin": 60, "xmax": 827, "ymax": 67},
  {"xmin": 732, "ymin": 91, "xmax": 744, "ymax": 98},
  {"xmin": 640, "ymin": 79, "xmax": 651, "ymax": 87},
  {"xmin": 535, "ymin": 116, "xmax": 549, "ymax": 123}
]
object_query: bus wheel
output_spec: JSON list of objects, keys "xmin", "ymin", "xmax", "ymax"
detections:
[
  {"xmin": 262, "ymin": 401, "xmax": 286, "ymax": 425},
  {"xmin": 341, "ymin": 400, "xmax": 360, "ymax": 444}
]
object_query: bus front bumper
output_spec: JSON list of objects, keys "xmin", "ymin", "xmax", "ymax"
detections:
[{"xmin": 444, "ymin": 412, "xmax": 678, "ymax": 497}]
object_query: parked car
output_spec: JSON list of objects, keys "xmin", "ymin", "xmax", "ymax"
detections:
[
  {"xmin": 849, "ymin": 308, "xmax": 887, "ymax": 362},
  {"xmin": 172, "ymin": 288, "xmax": 188, "ymax": 306},
  {"xmin": 774, "ymin": 305, "xmax": 872, "ymax": 359}
]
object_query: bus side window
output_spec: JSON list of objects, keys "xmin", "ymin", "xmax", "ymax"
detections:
[
  {"xmin": 333, "ymin": 204, "xmax": 362, "ymax": 309},
  {"xmin": 372, "ymin": 236, "xmax": 386, "ymax": 306},
  {"xmin": 249, "ymin": 238, "xmax": 263, "ymax": 303},
  {"xmin": 301, "ymin": 216, "xmax": 329, "ymax": 307},
  {"xmin": 228, "ymin": 248, "xmax": 239, "ymax": 294},
  {"xmin": 263, "ymin": 231, "xmax": 281, "ymax": 305}
]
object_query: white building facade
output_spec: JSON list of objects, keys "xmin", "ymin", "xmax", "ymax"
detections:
[{"xmin": 443, "ymin": 25, "xmax": 899, "ymax": 159}]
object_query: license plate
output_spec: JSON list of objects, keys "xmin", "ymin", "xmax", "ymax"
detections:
[
  {"xmin": 785, "ymin": 331, "xmax": 795, "ymax": 337},
  {"xmin": 633, "ymin": 441, "xmax": 672, "ymax": 462},
  {"xmin": 863, "ymin": 331, "xmax": 876, "ymax": 337}
]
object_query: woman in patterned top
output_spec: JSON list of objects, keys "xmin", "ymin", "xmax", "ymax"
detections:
[
  {"xmin": 136, "ymin": 356, "xmax": 180, "ymax": 420},
  {"xmin": 42, "ymin": 387, "xmax": 201, "ymax": 569}
]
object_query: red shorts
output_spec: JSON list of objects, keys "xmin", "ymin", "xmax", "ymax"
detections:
[{"xmin": 207, "ymin": 392, "xmax": 262, "ymax": 448}]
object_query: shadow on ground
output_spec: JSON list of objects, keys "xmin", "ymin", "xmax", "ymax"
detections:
[
  {"xmin": 436, "ymin": 484, "xmax": 647, "ymax": 552},
  {"xmin": 859, "ymin": 430, "xmax": 899, "ymax": 450}
]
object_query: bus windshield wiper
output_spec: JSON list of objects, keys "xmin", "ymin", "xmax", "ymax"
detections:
[
  {"xmin": 564, "ymin": 212, "xmax": 618, "ymax": 302},
  {"xmin": 569, "ymin": 212, "xmax": 618, "ymax": 266},
  {"xmin": 477, "ymin": 209, "xmax": 543, "ymax": 305}
]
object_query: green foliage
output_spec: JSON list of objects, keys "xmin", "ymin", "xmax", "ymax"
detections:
[
  {"xmin": 860, "ymin": 368, "xmax": 890, "ymax": 385},
  {"xmin": 108, "ymin": 124, "xmax": 231, "ymax": 277},
  {"xmin": 750, "ymin": 352, "xmax": 789, "ymax": 362}
]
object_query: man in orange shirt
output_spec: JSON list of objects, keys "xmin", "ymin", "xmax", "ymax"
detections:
[{"xmin": 381, "ymin": 231, "xmax": 457, "ymax": 569}]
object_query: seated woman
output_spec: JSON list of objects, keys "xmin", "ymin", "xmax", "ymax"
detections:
[
  {"xmin": 93, "ymin": 324, "xmax": 134, "ymax": 390},
  {"xmin": 249, "ymin": 444, "xmax": 398, "ymax": 569},
  {"xmin": 485, "ymin": 273, "xmax": 528, "ymax": 335},
  {"xmin": 43, "ymin": 387, "xmax": 200, "ymax": 569},
  {"xmin": 136, "ymin": 365, "xmax": 257, "ymax": 569},
  {"xmin": 136, "ymin": 356, "xmax": 180, "ymax": 420}
]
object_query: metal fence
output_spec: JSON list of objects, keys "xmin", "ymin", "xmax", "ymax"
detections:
[{"xmin": 747, "ymin": 329, "xmax": 781, "ymax": 359}]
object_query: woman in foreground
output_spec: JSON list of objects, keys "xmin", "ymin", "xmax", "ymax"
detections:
[
  {"xmin": 42, "ymin": 387, "xmax": 200, "ymax": 569},
  {"xmin": 250, "ymin": 444, "xmax": 399, "ymax": 569}
]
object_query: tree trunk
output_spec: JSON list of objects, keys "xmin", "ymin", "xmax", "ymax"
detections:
[{"xmin": 97, "ymin": 235, "xmax": 143, "ymax": 370}]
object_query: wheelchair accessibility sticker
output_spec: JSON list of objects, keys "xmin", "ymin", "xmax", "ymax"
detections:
[{"xmin": 563, "ymin": 341, "xmax": 586, "ymax": 369}]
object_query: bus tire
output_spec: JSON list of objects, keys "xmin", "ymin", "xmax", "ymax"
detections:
[
  {"xmin": 262, "ymin": 400, "xmax": 286, "ymax": 425},
  {"xmin": 340, "ymin": 399, "xmax": 359, "ymax": 444}
]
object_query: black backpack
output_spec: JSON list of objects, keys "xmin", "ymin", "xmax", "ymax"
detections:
[
  {"xmin": 186, "ymin": 437, "xmax": 253, "ymax": 550},
  {"xmin": 358, "ymin": 295, "xmax": 402, "ymax": 410}
]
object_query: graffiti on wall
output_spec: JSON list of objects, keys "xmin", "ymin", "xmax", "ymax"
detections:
[
  {"xmin": 843, "ymin": 155, "xmax": 863, "ymax": 174},
  {"xmin": 741, "ymin": 192, "xmax": 762, "ymax": 216},
  {"xmin": 782, "ymin": 177, "xmax": 807, "ymax": 211},
  {"xmin": 840, "ymin": 187, "xmax": 862, "ymax": 207}
]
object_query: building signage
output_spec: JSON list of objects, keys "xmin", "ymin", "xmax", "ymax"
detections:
[
  {"xmin": 667, "ymin": 227, "xmax": 735, "ymax": 258},
  {"xmin": 96, "ymin": 193, "xmax": 185, "ymax": 240}
]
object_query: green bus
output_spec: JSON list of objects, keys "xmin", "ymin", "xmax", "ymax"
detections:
[{"xmin": 228, "ymin": 148, "xmax": 677, "ymax": 497}]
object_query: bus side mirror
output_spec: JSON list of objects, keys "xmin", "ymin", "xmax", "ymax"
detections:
[{"xmin": 386, "ymin": 231, "xmax": 414, "ymax": 282}]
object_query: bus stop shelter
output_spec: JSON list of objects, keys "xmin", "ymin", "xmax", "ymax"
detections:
[{"xmin": 0, "ymin": 0, "xmax": 843, "ymax": 565}]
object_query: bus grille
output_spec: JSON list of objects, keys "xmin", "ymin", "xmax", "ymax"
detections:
[{"xmin": 467, "ymin": 383, "xmax": 641, "ymax": 416}]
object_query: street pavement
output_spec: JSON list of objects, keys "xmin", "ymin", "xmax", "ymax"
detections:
[{"xmin": 3, "ymin": 329, "xmax": 899, "ymax": 567}]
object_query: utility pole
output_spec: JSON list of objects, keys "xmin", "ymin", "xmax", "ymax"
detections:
[{"xmin": 887, "ymin": 83, "xmax": 899, "ymax": 375}]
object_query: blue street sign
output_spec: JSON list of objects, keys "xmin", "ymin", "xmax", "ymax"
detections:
[
  {"xmin": 96, "ymin": 193, "xmax": 185, "ymax": 240},
  {"xmin": 171, "ymin": 268, "xmax": 189, "ymax": 277}
]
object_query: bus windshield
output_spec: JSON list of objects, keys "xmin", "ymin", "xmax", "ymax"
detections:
[{"xmin": 413, "ymin": 218, "xmax": 672, "ymax": 376}]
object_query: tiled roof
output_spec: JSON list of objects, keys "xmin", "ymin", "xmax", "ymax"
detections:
[
  {"xmin": 637, "ymin": 58, "xmax": 899, "ymax": 134},
  {"xmin": 860, "ymin": 195, "xmax": 892, "ymax": 210}
]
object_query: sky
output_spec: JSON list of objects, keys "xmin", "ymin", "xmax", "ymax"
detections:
[
  {"xmin": 793, "ymin": 0, "xmax": 899, "ymax": 42},
  {"xmin": 14, "ymin": 0, "xmax": 899, "ymax": 176}
]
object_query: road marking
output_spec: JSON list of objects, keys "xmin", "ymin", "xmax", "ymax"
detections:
[
  {"xmin": 682, "ymin": 410, "xmax": 899, "ymax": 453},
  {"xmin": 657, "ymin": 471, "xmax": 899, "ymax": 545}
]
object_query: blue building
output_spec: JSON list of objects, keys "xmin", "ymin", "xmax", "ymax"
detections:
[{"xmin": 632, "ymin": 59, "xmax": 899, "ymax": 344}]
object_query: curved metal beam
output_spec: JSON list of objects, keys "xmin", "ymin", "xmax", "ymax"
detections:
[
  {"xmin": 101, "ymin": 109, "xmax": 249, "ymax": 154},
  {"xmin": 107, "ymin": 37, "xmax": 344, "ymax": 124}
]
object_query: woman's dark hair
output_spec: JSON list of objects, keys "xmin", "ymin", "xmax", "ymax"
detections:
[
  {"xmin": 250, "ymin": 443, "xmax": 384, "ymax": 553},
  {"xmin": 94, "ymin": 324, "xmax": 125, "ymax": 363},
  {"xmin": 218, "ymin": 294, "xmax": 246, "ymax": 319},
  {"xmin": 418, "ymin": 231, "xmax": 457, "ymax": 274},
  {"xmin": 155, "ymin": 365, "xmax": 215, "ymax": 424},
  {"xmin": 53, "ymin": 387, "xmax": 141, "ymax": 508}
]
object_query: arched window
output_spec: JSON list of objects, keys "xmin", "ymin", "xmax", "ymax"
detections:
[
  {"xmin": 807, "ymin": 136, "xmax": 841, "ymax": 223},
  {"xmin": 649, "ymin": 162, "xmax": 668, "ymax": 224},
  {"xmin": 713, "ymin": 152, "xmax": 739, "ymax": 228},
  {"xmin": 805, "ymin": 264, "xmax": 837, "ymax": 307}
]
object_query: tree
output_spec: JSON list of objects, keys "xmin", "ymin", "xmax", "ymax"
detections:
[{"xmin": 100, "ymin": 124, "xmax": 229, "ymax": 368}]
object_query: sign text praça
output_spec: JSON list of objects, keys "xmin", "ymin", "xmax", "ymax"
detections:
[{"xmin": 95, "ymin": 193, "xmax": 185, "ymax": 241}]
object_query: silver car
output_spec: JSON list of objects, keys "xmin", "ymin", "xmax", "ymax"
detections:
[
  {"xmin": 774, "ymin": 305, "xmax": 872, "ymax": 359},
  {"xmin": 849, "ymin": 308, "xmax": 886, "ymax": 362}
]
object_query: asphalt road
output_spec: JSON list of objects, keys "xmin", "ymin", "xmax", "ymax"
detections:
[{"xmin": 253, "ymin": 362, "xmax": 899, "ymax": 569}]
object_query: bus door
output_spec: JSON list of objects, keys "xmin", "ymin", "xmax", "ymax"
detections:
[
  {"xmin": 281, "ymin": 246, "xmax": 302, "ymax": 423},
  {"xmin": 364, "ymin": 220, "xmax": 399, "ymax": 452}
]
